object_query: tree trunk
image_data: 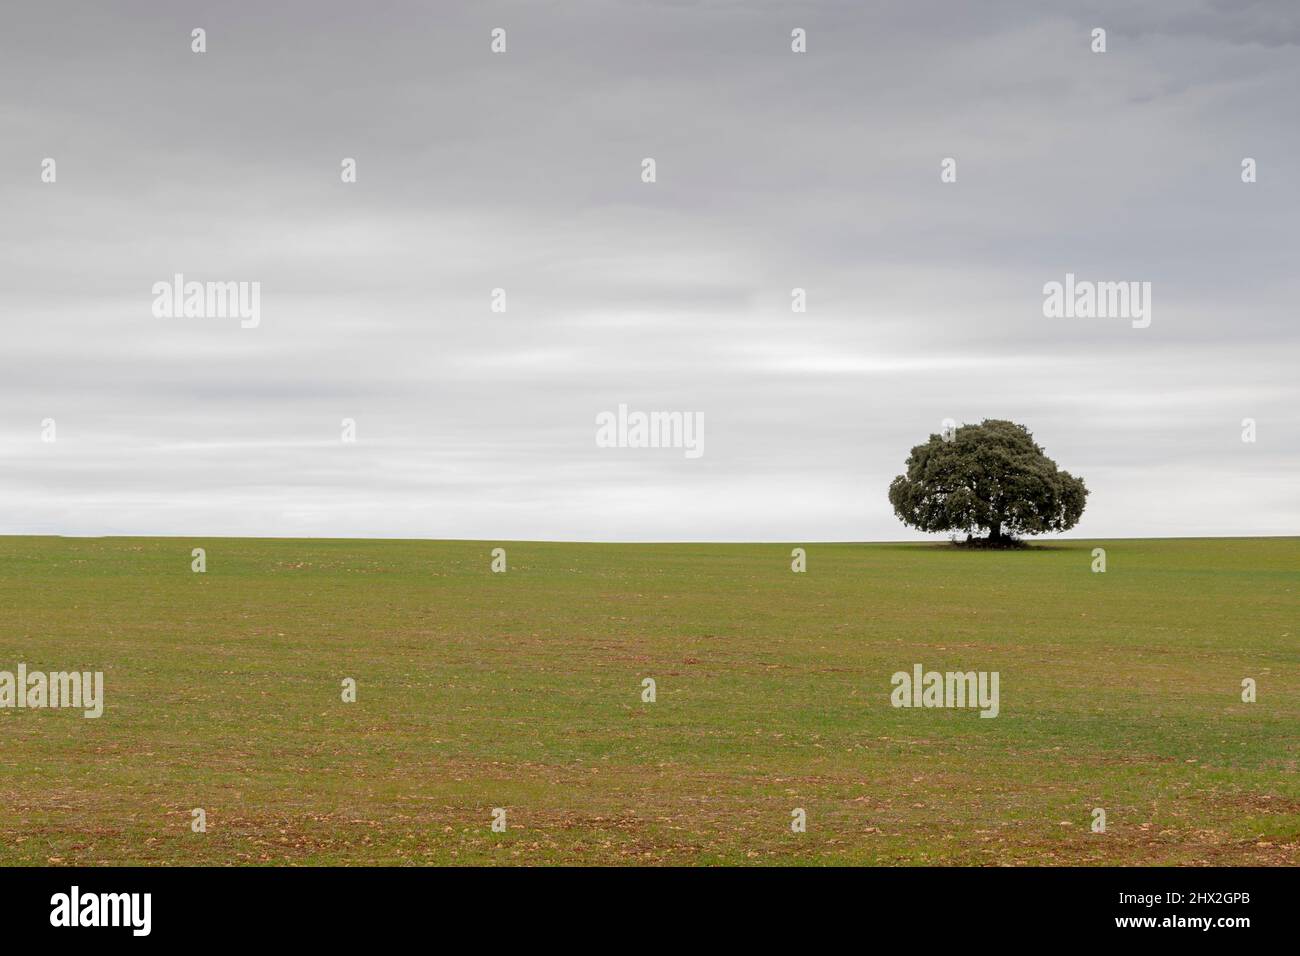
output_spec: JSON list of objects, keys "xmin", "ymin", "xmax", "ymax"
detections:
[{"xmin": 988, "ymin": 522, "xmax": 1004, "ymax": 543}]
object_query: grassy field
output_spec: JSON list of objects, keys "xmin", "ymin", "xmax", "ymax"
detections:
[{"xmin": 0, "ymin": 535, "xmax": 1296, "ymax": 866}]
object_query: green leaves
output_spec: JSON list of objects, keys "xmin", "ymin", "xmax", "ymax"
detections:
[{"xmin": 889, "ymin": 420, "xmax": 1088, "ymax": 540}]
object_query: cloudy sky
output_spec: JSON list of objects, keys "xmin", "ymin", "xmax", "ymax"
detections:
[{"xmin": 2, "ymin": 0, "xmax": 1297, "ymax": 541}]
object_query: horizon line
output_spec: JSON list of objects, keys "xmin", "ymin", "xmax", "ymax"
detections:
[{"xmin": 2, "ymin": 533, "xmax": 1297, "ymax": 545}]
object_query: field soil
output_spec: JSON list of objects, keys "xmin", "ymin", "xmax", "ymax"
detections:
[{"xmin": 1, "ymin": 535, "xmax": 1296, "ymax": 865}]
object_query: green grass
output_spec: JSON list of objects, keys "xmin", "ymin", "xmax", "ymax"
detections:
[{"xmin": 0, "ymin": 535, "xmax": 1296, "ymax": 866}]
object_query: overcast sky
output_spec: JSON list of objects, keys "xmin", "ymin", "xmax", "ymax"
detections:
[{"xmin": 2, "ymin": 0, "xmax": 1297, "ymax": 541}]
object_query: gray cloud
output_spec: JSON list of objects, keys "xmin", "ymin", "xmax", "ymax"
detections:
[{"xmin": 1, "ymin": 0, "xmax": 1296, "ymax": 540}]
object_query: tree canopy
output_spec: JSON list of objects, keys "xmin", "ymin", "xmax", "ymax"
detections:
[{"xmin": 888, "ymin": 420, "xmax": 1087, "ymax": 543}]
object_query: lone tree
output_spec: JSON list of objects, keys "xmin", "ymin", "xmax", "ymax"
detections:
[{"xmin": 888, "ymin": 419, "xmax": 1087, "ymax": 544}]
